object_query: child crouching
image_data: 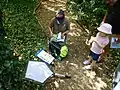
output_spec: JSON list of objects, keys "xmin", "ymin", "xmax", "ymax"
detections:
[{"xmin": 83, "ymin": 23, "xmax": 112, "ymax": 70}]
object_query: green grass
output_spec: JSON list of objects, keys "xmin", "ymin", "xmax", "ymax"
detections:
[{"xmin": 0, "ymin": 0, "xmax": 47, "ymax": 89}]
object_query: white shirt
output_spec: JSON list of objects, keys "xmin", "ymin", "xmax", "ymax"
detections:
[{"xmin": 90, "ymin": 32, "xmax": 109, "ymax": 54}]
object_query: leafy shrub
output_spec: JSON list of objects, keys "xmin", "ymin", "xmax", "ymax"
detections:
[
  {"xmin": 0, "ymin": 0, "xmax": 46, "ymax": 89},
  {"xmin": 67, "ymin": 0, "xmax": 106, "ymax": 30}
]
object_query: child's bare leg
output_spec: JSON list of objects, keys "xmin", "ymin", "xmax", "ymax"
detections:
[
  {"xmin": 91, "ymin": 60, "xmax": 96, "ymax": 68},
  {"xmin": 83, "ymin": 57, "xmax": 94, "ymax": 70},
  {"xmin": 88, "ymin": 56, "xmax": 92, "ymax": 63},
  {"xmin": 83, "ymin": 56, "xmax": 93, "ymax": 65}
]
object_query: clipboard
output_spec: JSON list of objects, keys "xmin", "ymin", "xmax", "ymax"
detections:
[{"xmin": 35, "ymin": 49, "xmax": 55, "ymax": 64}]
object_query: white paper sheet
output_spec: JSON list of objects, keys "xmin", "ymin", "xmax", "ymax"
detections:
[
  {"xmin": 113, "ymin": 82, "xmax": 120, "ymax": 90},
  {"xmin": 57, "ymin": 32, "xmax": 65, "ymax": 42},
  {"xmin": 25, "ymin": 61, "xmax": 53, "ymax": 83},
  {"xmin": 36, "ymin": 50, "xmax": 54, "ymax": 64}
]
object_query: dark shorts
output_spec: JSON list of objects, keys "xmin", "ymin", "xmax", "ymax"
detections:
[{"xmin": 89, "ymin": 50, "xmax": 101, "ymax": 61}]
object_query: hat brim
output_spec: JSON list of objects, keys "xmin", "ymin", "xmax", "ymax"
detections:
[{"xmin": 97, "ymin": 27, "xmax": 112, "ymax": 34}]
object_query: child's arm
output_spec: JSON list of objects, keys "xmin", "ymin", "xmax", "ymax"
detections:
[{"xmin": 88, "ymin": 36, "xmax": 96, "ymax": 44}]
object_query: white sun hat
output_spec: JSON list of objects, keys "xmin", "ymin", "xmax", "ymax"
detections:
[{"xmin": 97, "ymin": 23, "xmax": 112, "ymax": 34}]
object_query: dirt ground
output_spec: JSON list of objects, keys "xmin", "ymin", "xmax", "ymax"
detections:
[{"xmin": 35, "ymin": 0, "xmax": 112, "ymax": 90}]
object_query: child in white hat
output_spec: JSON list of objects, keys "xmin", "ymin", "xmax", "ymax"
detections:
[{"xmin": 83, "ymin": 23, "xmax": 112, "ymax": 70}]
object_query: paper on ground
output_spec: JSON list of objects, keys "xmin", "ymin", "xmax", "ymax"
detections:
[
  {"xmin": 36, "ymin": 50, "xmax": 54, "ymax": 64},
  {"xmin": 113, "ymin": 82, "xmax": 120, "ymax": 90},
  {"xmin": 25, "ymin": 61, "xmax": 53, "ymax": 83}
]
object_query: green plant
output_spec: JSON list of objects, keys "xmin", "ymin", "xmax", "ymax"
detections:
[
  {"xmin": 67, "ymin": 0, "xmax": 106, "ymax": 30},
  {"xmin": 0, "ymin": 0, "xmax": 47, "ymax": 89}
]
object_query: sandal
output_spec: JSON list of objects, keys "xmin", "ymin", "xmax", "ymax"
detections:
[{"xmin": 83, "ymin": 60, "xmax": 91, "ymax": 65}]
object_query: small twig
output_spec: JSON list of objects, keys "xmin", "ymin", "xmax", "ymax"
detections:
[
  {"xmin": 33, "ymin": 0, "xmax": 42, "ymax": 15},
  {"xmin": 33, "ymin": 1, "xmax": 48, "ymax": 39},
  {"xmin": 34, "ymin": 15, "xmax": 45, "ymax": 30},
  {"xmin": 75, "ymin": 20, "xmax": 87, "ymax": 33}
]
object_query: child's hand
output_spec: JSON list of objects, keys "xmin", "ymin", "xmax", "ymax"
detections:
[
  {"xmin": 89, "ymin": 36, "xmax": 96, "ymax": 43},
  {"xmin": 86, "ymin": 36, "xmax": 96, "ymax": 45},
  {"xmin": 93, "ymin": 38, "xmax": 97, "ymax": 42}
]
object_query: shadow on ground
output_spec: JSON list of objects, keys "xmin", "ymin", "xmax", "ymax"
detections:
[{"xmin": 36, "ymin": 0, "xmax": 112, "ymax": 90}]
